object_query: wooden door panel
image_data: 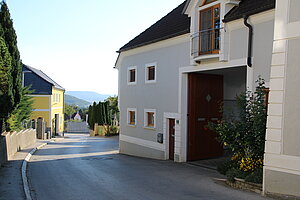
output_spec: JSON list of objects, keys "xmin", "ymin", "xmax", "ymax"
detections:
[{"xmin": 188, "ymin": 73, "xmax": 223, "ymax": 161}]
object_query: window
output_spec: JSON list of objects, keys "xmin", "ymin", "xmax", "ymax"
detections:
[
  {"xmin": 129, "ymin": 111, "xmax": 136, "ymax": 125},
  {"xmin": 53, "ymin": 94, "xmax": 60, "ymax": 103},
  {"xmin": 198, "ymin": 4, "xmax": 220, "ymax": 55},
  {"xmin": 128, "ymin": 66, "xmax": 137, "ymax": 85},
  {"xmin": 129, "ymin": 69, "xmax": 136, "ymax": 82},
  {"xmin": 147, "ymin": 112, "xmax": 154, "ymax": 127},
  {"xmin": 144, "ymin": 109, "xmax": 156, "ymax": 129},
  {"xmin": 145, "ymin": 63, "xmax": 156, "ymax": 83},
  {"xmin": 148, "ymin": 66, "xmax": 155, "ymax": 80},
  {"xmin": 127, "ymin": 108, "xmax": 136, "ymax": 126}
]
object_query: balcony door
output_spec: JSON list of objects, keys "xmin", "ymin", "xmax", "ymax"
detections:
[{"xmin": 199, "ymin": 4, "xmax": 220, "ymax": 55}]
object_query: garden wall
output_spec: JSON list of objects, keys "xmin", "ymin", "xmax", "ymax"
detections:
[{"xmin": 0, "ymin": 129, "xmax": 36, "ymax": 166}]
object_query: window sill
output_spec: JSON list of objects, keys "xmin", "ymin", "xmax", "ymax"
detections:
[
  {"xmin": 145, "ymin": 80, "xmax": 156, "ymax": 84},
  {"xmin": 193, "ymin": 53, "xmax": 220, "ymax": 62},
  {"xmin": 144, "ymin": 126, "xmax": 156, "ymax": 131},
  {"xmin": 127, "ymin": 124, "xmax": 136, "ymax": 128},
  {"xmin": 127, "ymin": 82, "xmax": 137, "ymax": 86}
]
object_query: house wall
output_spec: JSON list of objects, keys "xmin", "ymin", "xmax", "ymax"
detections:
[
  {"xmin": 29, "ymin": 88, "xmax": 65, "ymax": 134},
  {"xmin": 117, "ymin": 35, "xmax": 190, "ymax": 160},
  {"xmin": 226, "ymin": 10, "xmax": 275, "ymax": 88},
  {"xmin": 117, "ymin": 2, "xmax": 275, "ymax": 162},
  {"xmin": 264, "ymin": 0, "xmax": 300, "ymax": 197},
  {"xmin": 32, "ymin": 96, "xmax": 50, "ymax": 110},
  {"xmin": 30, "ymin": 95, "xmax": 51, "ymax": 128},
  {"xmin": 177, "ymin": 10, "xmax": 274, "ymax": 162},
  {"xmin": 51, "ymin": 88, "xmax": 65, "ymax": 133}
]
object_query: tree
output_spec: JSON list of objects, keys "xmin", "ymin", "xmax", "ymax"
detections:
[
  {"xmin": 103, "ymin": 101, "xmax": 111, "ymax": 125},
  {"xmin": 96, "ymin": 102, "xmax": 103, "ymax": 125},
  {"xmin": 0, "ymin": 35, "xmax": 13, "ymax": 131},
  {"xmin": 87, "ymin": 105, "xmax": 92, "ymax": 129},
  {"xmin": 0, "ymin": 2, "xmax": 22, "ymax": 108},
  {"xmin": 6, "ymin": 87, "xmax": 33, "ymax": 131},
  {"xmin": 88, "ymin": 102, "xmax": 97, "ymax": 130},
  {"xmin": 64, "ymin": 104, "xmax": 76, "ymax": 119},
  {"xmin": 105, "ymin": 96, "xmax": 119, "ymax": 125}
]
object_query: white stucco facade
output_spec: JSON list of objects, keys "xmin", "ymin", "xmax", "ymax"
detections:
[
  {"xmin": 116, "ymin": 35, "xmax": 190, "ymax": 160},
  {"xmin": 263, "ymin": 0, "xmax": 300, "ymax": 197},
  {"xmin": 116, "ymin": 0, "xmax": 274, "ymax": 162}
]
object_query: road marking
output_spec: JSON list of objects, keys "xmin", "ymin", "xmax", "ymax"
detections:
[{"xmin": 21, "ymin": 142, "xmax": 53, "ymax": 200}]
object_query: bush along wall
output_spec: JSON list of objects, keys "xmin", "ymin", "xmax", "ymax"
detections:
[{"xmin": 209, "ymin": 77, "xmax": 267, "ymax": 184}]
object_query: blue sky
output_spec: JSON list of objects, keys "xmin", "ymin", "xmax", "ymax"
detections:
[{"xmin": 6, "ymin": 0, "xmax": 185, "ymax": 95}]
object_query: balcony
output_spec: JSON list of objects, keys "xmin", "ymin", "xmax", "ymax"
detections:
[{"xmin": 191, "ymin": 28, "xmax": 220, "ymax": 59}]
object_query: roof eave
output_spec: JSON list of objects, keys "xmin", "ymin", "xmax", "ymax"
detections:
[
  {"xmin": 118, "ymin": 29, "xmax": 190, "ymax": 53},
  {"xmin": 182, "ymin": 0, "xmax": 191, "ymax": 15},
  {"xmin": 223, "ymin": 3, "xmax": 275, "ymax": 22}
]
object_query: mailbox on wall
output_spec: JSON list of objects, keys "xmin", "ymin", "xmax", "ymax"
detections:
[{"xmin": 157, "ymin": 133, "xmax": 163, "ymax": 144}]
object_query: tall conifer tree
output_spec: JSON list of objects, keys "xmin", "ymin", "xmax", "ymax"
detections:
[
  {"xmin": 0, "ymin": 35, "xmax": 13, "ymax": 122},
  {"xmin": 0, "ymin": 1, "xmax": 22, "ymax": 107}
]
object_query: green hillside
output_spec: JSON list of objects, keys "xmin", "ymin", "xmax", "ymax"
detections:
[{"xmin": 65, "ymin": 94, "xmax": 91, "ymax": 108}]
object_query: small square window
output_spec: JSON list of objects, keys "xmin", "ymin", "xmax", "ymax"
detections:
[
  {"xmin": 144, "ymin": 109, "xmax": 156, "ymax": 129},
  {"xmin": 148, "ymin": 66, "xmax": 155, "ymax": 81},
  {"xmin": 129, "ymin": 111, "xmax": 136, "ymax": 125},
  {"xmin": 128, "ymin": 66, "xmax": 137, "ymax": 85},
  {"xmin": 129, "ymin": 69, "xmax": 136, "ymax": 82},
  {"xmin": 127, "ymin": 108, "xmax": 137, "ymax": 126},
  {"xmin": 145, "ymin": 63, "xmax": 156, "ymax": 83},
  {"xmin": 147, "ymin": 112, "xmax": 154, "ymax": 127}
]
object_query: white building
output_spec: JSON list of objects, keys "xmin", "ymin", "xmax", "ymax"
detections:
[
  {"xmin": 116, "ymin": 0, "xmax": 274, "ymax": 162},
  {"xmin": 116, "ymin": 0, "xmax": 300, "ymax": 197}
]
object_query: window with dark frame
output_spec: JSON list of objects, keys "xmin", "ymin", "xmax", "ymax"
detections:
[
  {"xmin": 129, "ymin": 111, "xmax": 135, "ymax": 125},
  {"xmin": 199, "ymin": 4, "xmax": 220, "ymax": 55},
  {"xmin": 147, "ymin": 112, "xmax": 154, "ymax": 127},
  {"xmin": 129, "ymin": 69, "xmax": 136, "ymax": 83},
  {"xmin": 147, "ymin": 66, "xmax": 155, "ymax": 81}
]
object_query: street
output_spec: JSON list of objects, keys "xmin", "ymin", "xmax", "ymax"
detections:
[{"xmin": 27, "ymin": 133, "xmax": 270, "ymax": 200}]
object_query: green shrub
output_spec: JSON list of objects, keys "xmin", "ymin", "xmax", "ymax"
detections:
[
  {"xmin": 209, "ymin": 77, "xmax": 267, "ymax": 159},
  {"xmin": 244, "ymin": 168, "xmax": 263, "ymax": 184},
  {"xmin": 217, "ymin": 159, "xmax": 238, "ymax": 175},
  {"xmin": 209, "ymin": 77, "xmax": 267, "ymax": 184},
  {"xmin": 226, "ymin": 168, "xmax": 248, "ymax": 182}
]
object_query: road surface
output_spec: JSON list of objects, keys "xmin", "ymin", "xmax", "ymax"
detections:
[{"xmin": 27, "ymin": 133, "xmax": 271, "ymax": 200}]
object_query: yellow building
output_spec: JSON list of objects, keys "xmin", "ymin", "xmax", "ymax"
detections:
[{"xmin": 22, "ymin": 65, "xmax": 65, "ymax": 136}]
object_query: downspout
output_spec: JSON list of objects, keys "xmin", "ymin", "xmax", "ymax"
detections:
[{"xmin": 243, "ymin": 15, "xmax": 253, "ymax": 68}]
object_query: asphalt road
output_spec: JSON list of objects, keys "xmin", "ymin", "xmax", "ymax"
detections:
[{"xmin": 27, "ymin": 133, "xmax": 271, "ymax": 200}]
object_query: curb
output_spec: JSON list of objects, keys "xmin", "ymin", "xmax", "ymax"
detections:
[{"xmin": 21, "ymin": 142, "xmax": 48, "ymax": 200}]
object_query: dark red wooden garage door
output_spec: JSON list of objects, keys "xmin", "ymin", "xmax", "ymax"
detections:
[{"xmin": 187, "ymin": 73, "xmax": 224, "ymax": 161}]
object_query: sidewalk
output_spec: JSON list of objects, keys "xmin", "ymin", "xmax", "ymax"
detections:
[{"xmin": 0, "ymin": 140, "xmax": 50, "ymax": 200}]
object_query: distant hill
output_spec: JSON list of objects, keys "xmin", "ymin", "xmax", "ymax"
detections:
[
  {"xmin": 65, "ymin": 91, "xmax": 112, "ymax": 103},
  {"xmin": 65, "ymin": 94, "xmax": 91, "ymax": 108}
]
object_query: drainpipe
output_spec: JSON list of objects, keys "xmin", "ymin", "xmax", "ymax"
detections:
[{"xmin": 243, "ymin": 15, "xmax": 253, "ymax": 68}]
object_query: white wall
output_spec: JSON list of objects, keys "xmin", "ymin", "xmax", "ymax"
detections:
[
  {"xmin": 264, "ymin": 0, "xmax": 300, "ymax": 197},
  {"xmin": 117, "ymin": 35, "xmax": 190, "ymax": 159}
]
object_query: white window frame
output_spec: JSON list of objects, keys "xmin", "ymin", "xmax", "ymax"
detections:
[
  {"xmin": 127, "ymin": 108, "xmax": 137, "ymax": 126},
  {"xmin": 145, "ymin": 62, "xmax": 157, "ymax": 84},
  {"xmin": 144, "ymin": 109, "xmax": 156, "ymax": 129},
  {"xmin": 127, "ymin": 66, "xmax": 137, "ymax": 85}
]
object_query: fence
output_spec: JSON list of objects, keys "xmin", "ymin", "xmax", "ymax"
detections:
[{"xmin": 65, "ymin": 121, "xmax": 89, "ymax": 133}]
